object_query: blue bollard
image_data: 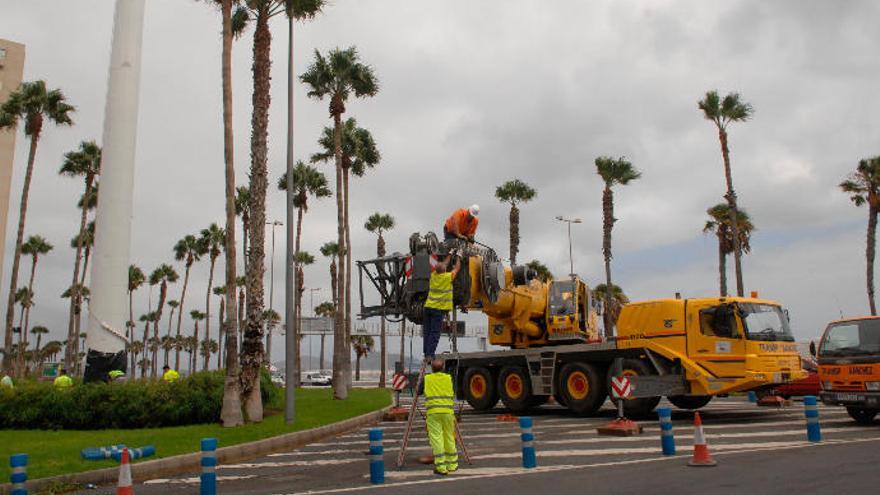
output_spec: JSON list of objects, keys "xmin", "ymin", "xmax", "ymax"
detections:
[
  {"xmin": 110, "ymin": 445, "xmax": 156, "ymax": 462},
  {"xmin": 82, "ymin": 444, "xmax": 126, "ymax": 461},
  {"xmin": 804, "ymin": 396, "xmax": 821, "ymax": 442},
  {"xmin": 519, "ymin": 416, "xmax": 537, "ymax": 468},
  {"xmin": 368, "ymin": 428, "xmax": 384, "ymax": 484},
  {"xmin": 747, "ymin": 391, "xmax": 757, "ymax": 403},
  {"xmin": 10, "ymin": 453, "xmax": 27, "ymax": 495},
  {"xmin": 657, "ymin": 407, "xmax": 675, "ymax": 456},
  {"xmin": 200, "ymin": 438, "xmax": 218, "ymax": 495}
]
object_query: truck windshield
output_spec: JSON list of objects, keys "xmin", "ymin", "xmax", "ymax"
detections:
[
  {"xmin": 739, "ymin": 303, "xmax": 794, "ymax": 342},
  {"xmin": 819, "ymin": 319, "xmax": 880, "ymax": 356},
  {"xmin": 549, "ymin": 281, "xmax": 575, "ymax": 316}
]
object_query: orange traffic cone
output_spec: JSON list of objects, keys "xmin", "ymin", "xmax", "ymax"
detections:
[
  {"xmin": 117, "ymin": 447, "xmax": 134, "ymax": 495},
  {"xmin": 688, "ymin": 412, "xmax": 717, "ymax": 467}
]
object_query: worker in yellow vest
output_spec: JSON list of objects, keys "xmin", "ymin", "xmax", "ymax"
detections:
[
  {"xmin": 162, "ymin": 365, "xmax": 180, "ymax": 383},
  {"xmin": 53, "ymin": 368, "xmax": 73, "ymax": 389},
  {"xmin": 422, "ymin": 253, "xmax": 461, "ymax": 359},
  {"xmin": 424, "ymin": 359, "xmax": 458, "ymax": 475}
]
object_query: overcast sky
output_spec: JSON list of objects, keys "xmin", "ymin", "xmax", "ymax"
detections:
[{"xmin": 2, "ymin": 0, "xmax": 879, "ymax": 365}]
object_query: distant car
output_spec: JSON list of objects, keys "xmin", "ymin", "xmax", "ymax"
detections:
[
  {"xmin": 774, "ymin": 354, "xmax": 820, "ymax": 398},
  {"xmin": 301, "ymin": 371, "xmax": 332, "ymax": 387}
]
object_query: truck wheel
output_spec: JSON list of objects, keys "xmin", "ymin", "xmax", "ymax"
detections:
[
  {"xmin": 559, "ymin": 362, "xmax": 606, "ymax": 415},
  {"xmin": 667, "ymin": 395, "xmax": 712, "ymax": 410},
  {"xmin": 498, "ymin": 366, "xmax": 533, "ymax": 413},
  {"xmin": 609, "ymin": 359, "xmax": 661, "ymax": 418},
  {"xmin": 463, "ymin": 367, "xmax": 498, "ymax": 411},
  {"xmin": 846, "ymin": 407, "xmax": 878, "ymax": 425}
]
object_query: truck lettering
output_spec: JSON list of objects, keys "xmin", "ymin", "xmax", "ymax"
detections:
[
  {"xmin": 824, "ymin": 367, "xmax": 842, "ymax": 375},
  {"xmin": 849, "ymin": 366, "xmax": 873, "ymax": 375}
]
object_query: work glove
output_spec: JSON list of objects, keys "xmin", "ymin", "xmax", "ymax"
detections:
[{"xmin": 467, "ymin": 236, "xmax": 475, "ymax": 243}]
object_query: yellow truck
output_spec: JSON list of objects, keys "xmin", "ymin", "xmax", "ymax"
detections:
[
  {"xmin": 817, "ymin": 316, "xmax": 880, "ymax": 424},
  {"xmin": 358, "ymin": 233, "xmax": 806, "ymax": 416}
]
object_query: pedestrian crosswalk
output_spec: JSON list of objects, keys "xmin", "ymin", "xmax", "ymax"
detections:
[{"xmin": 135, "ymin": 397, "xmax": 880, "ymax": 494}]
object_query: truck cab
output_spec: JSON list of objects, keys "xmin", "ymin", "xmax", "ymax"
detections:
[
  {"xmin": 818, "ymin": 316, "xmax": 880, "ymax": 424},
  {"xmin": 617, "ymin": 296, "xmax": 805, "ymax": 397}
]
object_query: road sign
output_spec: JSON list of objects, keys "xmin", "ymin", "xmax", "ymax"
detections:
[
  {"xmin": 611, "ymin": 375, "xmax": 632, "ymax": 399},
  {"xmin": 392, "ymin": 373, "xmax": 408, "ymax": 391}
]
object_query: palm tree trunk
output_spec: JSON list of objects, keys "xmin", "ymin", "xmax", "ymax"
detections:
[
  {"xmin": 166, "ymin": 308, "xmax": 175, "ymax": 338},
  {"xmin": 204, "ymin": 257, "xmax": 216, "ymax": 371},
  {"xmin": 4, "ymin": 134, "xmax": 40, "ymax": 373},
  {"xmin": 602, "ymin": 186, "xmax": 614, "ymax": 338},
  {"xmin": 241, "ymin": 7, "xmax": 271, "ymax": 422},
  {"xmin": 355, "ymin": 353, "xmax": 361, "ymax": 381},
  {"xmin": 867, "ymin": 206, "xmax": 878, "ymax": 315},
  {"xmin": 242, "ymin": 214, "xmax": 249, "ymax": 280},
  {"xmin": 153, "ymin": 285, "xmax": 167, "ymax": 378},
  {"xmin": 509, "ymin": 203, "xmax": 519, "ymax": 265},
  {"xmin": 65, "ymin": 177, "xmax": 90, "ymax": 374},
  {"xmin": 719, "ymin": 129, "xmax": 744, "ymax": 297},
  {"xmin": 128, "ymin": 289, "xmax": 135, "ymax": 373},
  {"xmin": 332, "ymin": 110, "xmax": 348, "ymax": 400},
  {"xmin": 217, "ymin": 296, "xmax": 225, "ymax": 370},
  {"xmin": 141, "ymin": 320, "xmax": 149, "ymax": 378},
  {"xmin": 717, "ymin": 232, "xmax": 728, "ymax": 297},
  {"xmin": 293, "ymin": 205, "xmax": 305, "ymax": 386},
  {"xmin": 175, "ymin": 263, "xmax": 191, "ymax": 370},
  {"xmin": 191, "ymin": 321, "xmax": 199, "ymax": 375},
  {"xmin": 23, "ymin": 255, "xmax": 38, "ymax": 349},
  {"xmin": 343, "ymin": 167, "xmax": 353, "ymax": 392},
  {"xmin": 379, "ymin": 315, "xmax": 386, "ymax": 388},
  {"xmin": 319, "ymin": 333, "xmax": 325, "ymax": 370}
]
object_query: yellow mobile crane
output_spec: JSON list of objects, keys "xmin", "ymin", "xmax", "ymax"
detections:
[{"xmin": 358, "ymin": 233, "xmax": 806, "ymax": 416}]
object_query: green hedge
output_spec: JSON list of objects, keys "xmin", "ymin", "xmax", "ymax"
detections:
[{"xmin": 0, "ymin": 370, "xmax": 279, "ymax": 430}]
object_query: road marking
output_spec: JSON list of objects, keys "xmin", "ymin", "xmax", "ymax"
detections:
[
  {"xmin": 218, "ymin": 459, "xmax": 359, "ymax": 470},
  {"xmin": 275, "ymin": 437, "xmax": 880, "ymax": 495},
  {"xmin": 143, "ymin": 475, "xmax": 256, "ymax": 485}
]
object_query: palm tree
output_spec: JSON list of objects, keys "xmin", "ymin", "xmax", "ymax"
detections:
[
  {"xmin": 495, "ymin": 179, "xmax": 537, "ymax": 265},
  {"xmin": 128, "ymin": 265, "xmax": 146, "ymax": 371},
  {"xmin": 234, "ymin": 186, "xmax": 251, "ymax": 275},
  {"xmin": 292, "ymin": 250, "xmax": 315, "ymax": 383},
  {"xmin": 703, "ymin": 203, "xmax": 755, "ymax": 297},
  {"xmin": 160, "ymin": 335, "xmax": 175, "ymax": 368},
  {"xmin": 364, "ymin": 212, "xmax": 394, "ymax": 387},
  {"xmin": 840, "ymin": 157, "xmax": 880, "ymax": 315},
  {"xmin": 593, "ymin": 283, "xmax": 630, "ymax": 327},
  {"xmin": 350, "ymin": 334, "xmax": 374, "ymax": 382},
  {"xmin": 190, "ymin": 310, "xmax": 206, "ymax": 375},
  {"xmin": 199, "ymin": 223, "xmax": 225, "ymax": 371},
  {"xmin": 166, "ymin": 300, "xmax": 180, "ymax": 337},
  {"xmin": 314, "ymin": 301, "xmax": 334, "ymax": 370},
  {"xmin": 595, "ymin": 156, "xmax": 641, "ymax": 338},
  {"xmin": 30, "ymin": 325, "xmax": 48, "ymax": 353},
  {"xmin": 262, "ymin": 308, "xmax": 281, "ymax": 367},
  {"xmin": 213, "ymin": 285, "xmax": 226, "ymax": 369},
  {"xmin": 0, "ymin": 80, "xmax": 75, "ymax": 372},
  {"xmin": 200, "ymin": 338, "xmax": 219, "ymax": 365},
  {"xmin": 173, "ymin": 234, "xmax": 202, "ymax": 368},
  {"xmin": 137, "ymin": 312, "xmax": 154, "ymax": 377},
  {"xmin": 43, "ymin": 340, "xmax": 63, "ymax": 363},
  {"xmin": 20, "ymin": 235, "xmax": 52, "ymax": 347},
  {"xmin": 149, "ymin": 265, "xmax": 179, "ymax": 377},
  {"xmin": 59, "ymin": 140, "xmax": 101, "ymax": 367},
  {"xmin": 698, "ymin": 90, "xmax": 754, "ymax": 297},
  {"xmin": 319, "ymin": 242, "xmax": 339, "ymax": 308},
  {"xmin": 138, "ymin": 358, "xmax": 152, "ymax": 376},
  {"xmin": 302, "ymin": 47, "xmax": 379, "ymax": 399},
  {"xmin": 525, "ymin": 260, "xmax": 553, "ymax": 283}
]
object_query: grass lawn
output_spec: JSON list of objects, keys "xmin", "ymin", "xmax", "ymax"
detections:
[{"xmin": 1, "ymin": 387, "xmax": 390, "ymax": 482}]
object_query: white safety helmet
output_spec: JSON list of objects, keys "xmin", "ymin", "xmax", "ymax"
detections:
[{"xmin": 468, "ymin": 204, "xmax": 480, "ymax": 217}]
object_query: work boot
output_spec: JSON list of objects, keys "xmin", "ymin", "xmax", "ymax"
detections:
[{"xmin": 433, "ymin": 468, "xmax": 448, "ymax": 476}]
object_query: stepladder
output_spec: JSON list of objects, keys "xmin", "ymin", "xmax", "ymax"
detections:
[{"xmin": 395, "ymin": 361, "xmax": 472, "ymax": 468}]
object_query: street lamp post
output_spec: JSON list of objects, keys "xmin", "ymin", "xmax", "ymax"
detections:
[
  {"xmin": 555, "ymin": 216, "xmax": 582, "ymax": 277},
  {"xmin": 284, "ymin": 9, "xmax": 296, "ymax": 425}
]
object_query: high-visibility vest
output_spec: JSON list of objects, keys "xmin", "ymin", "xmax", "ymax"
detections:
[
  {"xmin": 54, "ymin": 375, "xmax": 73, "ymax": 389},
  {"xmin": 424, "ymin": 272, "xmax": 453, "ymax": 311},
  {"xmin": 163, "ymin": 369, "xmax": 180, "ymax": 383},
  {"xmin": 424, "ymin": 372, "xmax": 455, "ymax": 415}
]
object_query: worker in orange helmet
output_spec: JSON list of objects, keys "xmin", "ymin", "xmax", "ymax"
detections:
[{"xmin": 443, "ymin": 205, "xmax": 479, "ymax": 242}]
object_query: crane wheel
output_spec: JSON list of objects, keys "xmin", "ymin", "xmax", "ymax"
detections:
[
  {"xmin": 463, "ymin": 367, "xmax": 498, "ymax": 411},
  {"xmin": 608, "ymin": 359, "xmax": 661, "ymax": 418},
  {"xmin": 498, "ymin": 366, "xmax": 533, "ymax": 413},
  {"xmin": 558, "ymin": 362, "xmax": 606, "ymax": 416},
  {"xmin": 667, "ymin": 395, "xmax": 712, "ymax": 410}
]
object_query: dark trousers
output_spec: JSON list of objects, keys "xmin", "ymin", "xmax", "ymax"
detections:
[
  {"xmin": 443, "ymin": 226, "xmax": 457, "ymax": 241},
  {"xmin": 422, "ymin": 307, "xmax": 446, "ymax": 358}
]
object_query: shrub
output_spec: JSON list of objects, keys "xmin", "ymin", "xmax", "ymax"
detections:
[{"xmin": 0, "ymin": 371, "xmax": 233, "ymax": 430}]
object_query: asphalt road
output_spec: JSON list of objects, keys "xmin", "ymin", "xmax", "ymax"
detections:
[{"xmin": 115, "ymin": 396, "xmax": 880, "ymax": 495}]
